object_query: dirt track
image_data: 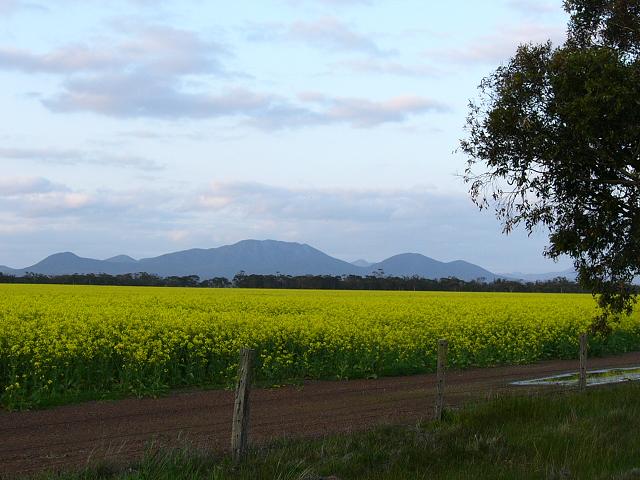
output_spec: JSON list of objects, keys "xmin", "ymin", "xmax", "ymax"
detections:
[{"xmin": 2, "ymin": 352, "xmax": 640, "ymax": 478}]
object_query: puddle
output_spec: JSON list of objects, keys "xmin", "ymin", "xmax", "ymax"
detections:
[{"xmin": 512, "ymin": 366, "xmax": 640, "ymax": 387}]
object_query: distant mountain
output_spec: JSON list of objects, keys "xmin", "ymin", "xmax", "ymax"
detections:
[
  {"xmin": 134, "ymin": 240, "xmax": 362, "ymax": 278},
  {"xmin": 17, "ymin": 252, "xmax": 136, "ymax": 276},
  {"xmin": 369, "ymin": 254, "xmax": 499, "ymax": 282},
  {"xmin": 501, "ymin": 269, "xmax": 577, "ymax": 282},
  {"xmin": 0, "ymin": 265, "xmax": 17, "ymax": 275},
  {"xmin": 105, "ymin": 255, "xmax": 138, "ymax": 263},
  {"xmin": 1, "ymin": 239, "xmax": 502, "ymax": 281},
  {"xmin": 351, "ymin": 259, "xmax": 374, "ymax": 268}
]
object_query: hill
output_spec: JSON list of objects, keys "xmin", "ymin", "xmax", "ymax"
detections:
[{"xmin": 2, "ymin": 239, "xmax": 501, "ymax": 281}]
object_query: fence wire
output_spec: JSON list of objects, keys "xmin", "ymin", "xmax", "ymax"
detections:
[{"xmin": 2, "ymin": 347, "xmax": 640, "ymax": 478}]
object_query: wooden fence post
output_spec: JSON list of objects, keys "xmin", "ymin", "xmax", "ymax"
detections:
[
  {"xmin": 231, "ymin": 348, "xmax": 255, "ymax": 462},
  {"xmin": 579, "ymin": 333, "xmax": 588, "ymax": 390},
  {"xmin": 435, "ymin": 339, "xmax": 448, "ymax": 421}
]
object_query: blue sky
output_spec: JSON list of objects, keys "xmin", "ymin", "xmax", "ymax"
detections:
[{"xmin": 0, "ymin": 0, "xmax": 572, "ymax": 273}]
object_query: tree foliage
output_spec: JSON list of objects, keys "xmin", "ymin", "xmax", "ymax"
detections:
[
  {"xmin": 0, "ymin": 271, "xmax": 603, "ymax": 293},
  {"xmin": 461, "ymin": 0, "xmax": 640, "ymax": 327}
]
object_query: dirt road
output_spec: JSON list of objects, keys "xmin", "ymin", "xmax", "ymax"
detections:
[{"xmin": 2, "ymin": 352, "xmax": 640, "ymax": 477}]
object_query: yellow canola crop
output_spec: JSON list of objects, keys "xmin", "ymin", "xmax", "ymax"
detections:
[{"xmin": 1, "ymin": 284, "xmax": 639, "ymax": 408}]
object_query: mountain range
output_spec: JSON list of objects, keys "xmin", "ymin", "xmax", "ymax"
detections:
[{"xmin": 0, "ymin": 239, "xmax": 573, "ymax": 282}]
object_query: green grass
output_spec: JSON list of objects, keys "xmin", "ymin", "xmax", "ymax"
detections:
[{"xmin": 26, "ymin": 383, "xmax": 640, "ymax": 480}]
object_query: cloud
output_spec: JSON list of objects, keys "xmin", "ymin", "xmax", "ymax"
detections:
[
  {"xmin": 43, "ymin": 74, "xmax": 288, "ymax": 119},
  {"xmin": 0, "ymin": 176, "xmax": 93, "ymax": 217},
  {"xmin": 167, "ymin": 229, "xmax": 189, "ymax": 242},
  {"xmin": 507, "ymin": 0, "xmax": 561, "ymax": 16},
  {"xmin": 194, "ymin": 181, "xmax": 460, "ymax": 223},
  {"xmin": 0, "ymin": 147, "xmax": 163, "ymax": 170},
  {"xmin": 3, "ymin": 178, "xmax": 458, "ymax": 229},
  {"xmin": 43, "ymin": 70, "xmax": 446, "ymax": 128},
  {"xmin": 427, "ymin": 23, "xmax": 565, "ymax": 65},
  {"xmin": 22, "ymin": 192, "xmax": 95, "ymax": 216},
  {"xmin": 0, "ymin": 177, "xmax": 175, "ymax": 219},
  {"xmin": 315, "ymin": 0, "xmax": 372, "ymax": 3},
  {"xmin": 0, "ymin": 0, "xmax": 20, "ymax": 12},
  {"xmin": 0, "ymin": 176, "xmax": 64, "ymax": 196},
  {"xmin": 0, "ymin": 0, "xmax": 46, "ymax": 14},
  {"xmin": 295, "ymin": 93, "xmax": 450, "ymax": 128},
  {"xmin": 0, "ymin": 178, "xmax": 568, "ymax": 273},
  {"xmin": 289, "ymin": 17, "xmax": 389, "ymax": 55},
  {"xmin": 0, "ymin": 25, "xmax": 226, "ymax": 75},
  {"xmin": 0, "ymin": 17, "xmax": 439, "ymax": 129},
  {"xmin": 284, "ymin": 0, "xmax": 373, "ymax": 5},
  {"xmin": 0, "ymin": 45, "xmax": 119, "ymax": 74},
  {"xmin": 247, "ymin": 17, "xmax": 390, "ymax": 56},
  {"xmin": 0, "ymin": 23, "xmax": 238, "ymax": 125},
  {"xmin": 247, "ymin": 92, "xmax": 449, "ymax": 129},
  {"xmin": 334, "ymin": 58, "xmax": 441, "ymax": 77},
  {"xmin": 186, "ymin": 180, "xmax": 562, "ymax": 272},
  {"xmin": 117, "ymin": 129, "xmax": 206, "ymax": 141}
]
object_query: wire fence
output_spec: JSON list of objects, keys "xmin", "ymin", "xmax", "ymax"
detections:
[{"xmin": 2, "ymin": 335, "xmax": 640, "ymax": 477}]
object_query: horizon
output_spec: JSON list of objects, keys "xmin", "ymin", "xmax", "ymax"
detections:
[
  {"xmin": 0, "ymin": 238, "xmax": 574, "ymax": 275},
  {"xmin": 0, "ymin": 0, "xmax": 572, "ymax": 274}
]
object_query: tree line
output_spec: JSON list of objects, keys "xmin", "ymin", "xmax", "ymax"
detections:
[{"xmin": 0, "ymin": 271, "xmax": 620, "ymax": 294}]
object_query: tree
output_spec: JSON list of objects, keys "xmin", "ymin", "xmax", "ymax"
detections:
[{"xmin": 460, "ymin": 0, "xmax": 640, "ymax": 330}]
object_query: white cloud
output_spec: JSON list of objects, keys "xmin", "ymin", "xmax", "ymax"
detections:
[
  {"xmin": 0, "ymin": 17, "xmax": 441, "ymax": 129},
  {"xmin": 44, "ymin": 75, "xmax": 287, "ymax": 119},
  {"xmin": 0, "ymin": 177, "xmax": 95, "ymax": 217},
  {"xmin": 0, "ymin": 147, "xmax": 163, "ymax": 170},
  {"xmin": 334, "ymin": 58, "xmax": 441, "ymax": 77},
  {"xmin": 167, "ymin": 229, "xmax": 190, "ymax": 242},
  {"xmin": 0, "ymin": 178, "xmax": 567, "ymax": 273},
  {"xmin": 0, "ymin": 0, "xmax": 20, "ymax": 12},
  {"xmin": 427, "ymin": 23, "xmax": 565, "ymax": 65},
  {"xmin": 0, "ymin": 25, "xmax": 226, "ymax": 75},
  {"xmin": 0, "ymin": 0, "xmax": 46, "ymax": 14},
  {"xmin": 42, "ymin": 71, "xmax": 447, "ymax": 128},
  {"xmin": 246, "ymin": 16, "xmax": 390, "ymax": 56},
  {"xmin": 293, "ymin": 93, "xmax": 450, "ymax": 128},
  {"xmin": 284, "ymin": 0, "xmax": 373, "ymax": 5},
  {"xmin": 507, "ymin": 0, "xmax": 561, "ymax": 17},
  {"xmin": 195, "ymin": 181, "xmax": 463, "ymax": 222},
  {"xmin": 289, "ymin": 17, "xmax": 389, "ymax": 55},
  {"xmin": 0, "ymin": 176, "xmax": 62, "ymax": 196}
]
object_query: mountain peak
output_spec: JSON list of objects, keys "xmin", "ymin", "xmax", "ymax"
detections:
[
  {"xmin": 386, "ymin": 252, "xmax": 436, "ymax": 260},
  {"xmin": 4, "ymin": 239, "xmax": 502, "ymax": 281},
  {"xmin": 351, "ymin": 259, "xmax": 374, "ymax": 268},
  {"xmin": 105, "ymin": 255, "xmax": 137, "ymax": 263},
  {"xmin": 232, "ymin": 239, "xmax": 308, "ymax": 248},
  {"xmin": 370, "ymin": 253, "xmax": 497, "ymax": 281},
  {"xmin": 47, "ymin": 252, "xmax": 80, "ymax": 259}
]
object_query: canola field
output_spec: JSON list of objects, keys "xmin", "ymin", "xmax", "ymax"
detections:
[{"xmin": 1, "ymin": 284, "xmax": 640, "ymax": 409}]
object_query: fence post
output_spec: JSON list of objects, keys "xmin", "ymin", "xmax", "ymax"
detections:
[
  {"xmin": 231, "ymin": 348, "xmax": 255, "ymax": 462},
  {"xmin": 579, "ymin": 333, "xmax": 588, "ymax": 390},
  {"xmin": 435, "ymin": 339, "xmax": 448, "ymax": 421}
]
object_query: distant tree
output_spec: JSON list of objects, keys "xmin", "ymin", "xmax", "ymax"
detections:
[
  {"xmin": 232, "ymin": 271, "xmax": 247, "ymax": 288},
  {"xmin": 200, "ymin": 277, "xmax": 231, "ymax": 288},
  {"xmin": 460, "ymin": 0, "xmax": 640, "ymax": 330},
  {"xmin": 372, "ymin": 268, "xmax": 385, "ymax": 278}
]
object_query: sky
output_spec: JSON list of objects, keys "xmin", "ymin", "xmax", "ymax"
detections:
[{"xmin": 0, "ymin": 0, "xmax": 573, "ymax": 273}]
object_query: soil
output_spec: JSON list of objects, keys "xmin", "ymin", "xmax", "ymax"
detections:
[{"xmin": 2, "ymin": 352, "xmax": 640, "ymax": 478}]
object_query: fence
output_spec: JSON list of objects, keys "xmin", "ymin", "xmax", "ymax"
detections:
[
  {"xmin": 228, "ymin": 333, "xmax": 599, "ymax": 460},
  {"xmin": 2, "ymin": 332, "xmax": 639, "ymax": 476}
]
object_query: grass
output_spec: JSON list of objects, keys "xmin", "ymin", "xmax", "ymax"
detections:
[{"xmin": 23, "ymin": 383, "xmax": 640, "ymax": 480}]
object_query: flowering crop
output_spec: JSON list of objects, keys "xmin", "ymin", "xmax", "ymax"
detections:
[{"xmin": 1, "ymin": 285, "xmax": 639, "ymax": 409}]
